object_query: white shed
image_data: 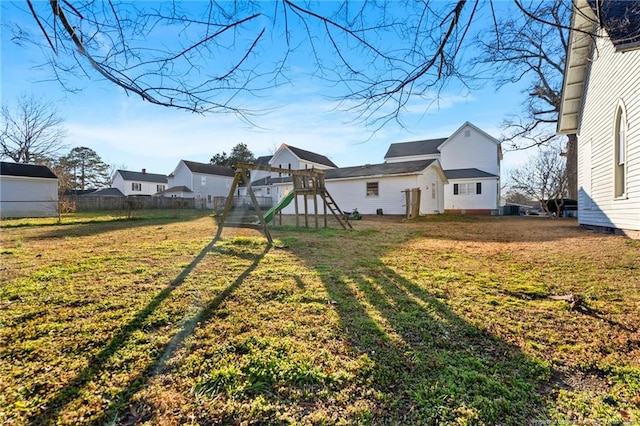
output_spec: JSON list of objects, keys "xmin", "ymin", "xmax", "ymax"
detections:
[{"xmin": 0, "ymin": 162, "xmax": 58, "ymax": 218}]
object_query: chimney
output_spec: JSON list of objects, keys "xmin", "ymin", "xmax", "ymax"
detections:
[{"xmin": 142, "ymin": 168, "xmax": 146, "ymax": 174}]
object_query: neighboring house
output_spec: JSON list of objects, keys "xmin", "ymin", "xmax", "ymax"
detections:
[
  {"xmin": 557, "ymin": 0, "xmax": 640, "ymax": 237},
  {"xmin": 111, "ymin": 169, "xmax": 168, "ymax": 196},
  {"xmin": 249, "ymin": 145, "xmax": 338, "ymax": 203},
  {"xmin": 155, "ymin": 185, "xmax": 194, "ymax": 199},
  {"xmin": 85, "ymin": 188, "xmax": 125, "ymax": 197},
  {"xmin": 0, "ymin": 161, "xmax": 58, "ymax": 218},
  {"xmin": 384, "ymin": 122, "xmax": 502, "ymax": 214},
  {"xmin": 167, "ymin": 160, "xmax": 235, "ymax": 208},
  {"xmin": 251, "ymin": 123, "xmax": 501, "ymax": 216}
]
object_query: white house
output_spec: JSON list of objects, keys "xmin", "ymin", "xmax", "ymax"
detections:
[
  {"xmin": 557, "ymin": 0, "xmax": 640, "ymax": 237},
  {"xmin": 167, "ymin": 160, "xmax": 235, "ymax": 208},
  {"xmin": 250, "ymin": 123, "xmax": 501, "ymax": 216},
  {"xmin": 249, "ymin": 145, "xmax": 338, "ymax": 202},
  {"xmin": 271, "ymin": 159, "xmax": 447, "ymax": 216},
  {"xmin": 384, "ymin": 122, "xmax": 502, "ymax": 214},
  {"xmin": 111, "ymin": 169, "xmax": 168, "ymax": 196},
  {"xmin": 0, "ymin": 162, "xmax": 58, "ymax": 218}
]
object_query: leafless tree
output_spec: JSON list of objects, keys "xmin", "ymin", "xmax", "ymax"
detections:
[
  {"xmin": 1, "ymin": 95, "xmax": 67, "ymax": 163},
  {"xmin": 9, "ymin": 0, "xmax": 623, "ymax": 132},
  {"xmin": 510, "ymin": 142, "xmax": 568, "ymax": 218},
  {"xmin": 475, "ymin": 1, "xmax": 579, "ymax": 198}
]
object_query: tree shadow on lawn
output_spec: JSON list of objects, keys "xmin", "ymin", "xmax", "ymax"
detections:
[
  {"xmin": 300, "ymin": 254, "xmax": 552, "ymax": 424},
  {"xmin": 30, "ymin": 236, "xmax": 270, "ymax": 426},
  {"xmin": 16, "ymin": 212, "xmax": 213, "ymax": 242}
]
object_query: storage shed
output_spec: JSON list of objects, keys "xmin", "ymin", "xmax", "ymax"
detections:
[{"xmin": 0, "ymin": 162, "xmax": 59, "ymax": 218}]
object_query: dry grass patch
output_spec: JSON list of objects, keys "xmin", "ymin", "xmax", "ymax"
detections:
[{"xmin": 0, "ymin": 213, "xmax": 638, "ymax": 425}]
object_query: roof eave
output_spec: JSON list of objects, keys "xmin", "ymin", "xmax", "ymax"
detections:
[{"xmin": 557, "ymin": 0, "xmax": 596, "ymax": 135}]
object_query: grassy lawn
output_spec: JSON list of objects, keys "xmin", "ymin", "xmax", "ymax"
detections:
[{"xmin": 1, "ymin": 212, "xmax": 638, "ymax": 425}]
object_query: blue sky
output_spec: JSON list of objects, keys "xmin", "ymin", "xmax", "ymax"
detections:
[{"xmin": 1, "ymin": 1, "xmax": 535, "ymax": 178}]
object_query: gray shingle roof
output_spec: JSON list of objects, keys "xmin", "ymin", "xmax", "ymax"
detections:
[
  {"xmin": 182, "ymin": 160, "xmax": 235, "ymax": 177},
  {"xmin": 384, "ymin": 138, "xmax": 447, "ymax": 159},
  {"xmin": 255, "ymin": 155, "xmax": 272, "ymax": 166},
  {"xmin": 593, "ymin": 0, "xmax": 640, "ymax": 48},
  {"xmin": 444, "ymin": 168, "xmax": 498, "ymax": 179},
  {"xmin": 286, "ymin": 145, "xmax": 338, "ymax": 168},
  {"xmin": 159, "ymin": 185, "xmax": 193, "ymax": 194},
  {"xmin": 250, "ymin": 176, "xmax": 290, "ymax": 186},
  {"xmin": 86, "ymin": 188, "xmax": 125, "ymax": 197},
  {"xmin": 0, "ymin": 162, "xmax": 57, "ymax": 179},
  {"xmin": 325, "ymin": 159, "xmax": 437, "ymax": 180},
  {"xmin": 117, "ymin": 170, "xmax": 168, "ymax": 183}
]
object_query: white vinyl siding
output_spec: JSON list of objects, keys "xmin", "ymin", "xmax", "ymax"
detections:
[
  {"xmin": 438, "ymin": 126, "xmax": 500, "ymax": 176},
  {"xmin": 0, "ymin": 176, "xmax": 58, "ymax": 218},
  {"xmin": 576, "ymin": 27, "xmax": 640, "ymax": 231},
  {"xmin": 112, "ymin": 173, "xmax": 163, "ymax": 196},
  {"xmin": 274, "ymin": 167, "xmax": 445, "ymax": 215},
  {"xmin": 445, "ymin": 179, "xmax": 498, "ymax": 211}
]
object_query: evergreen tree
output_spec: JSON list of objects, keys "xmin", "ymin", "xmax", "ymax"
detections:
[{"xmin": 61, "ymin": 147, "xmax": 111, "ymax": 190}]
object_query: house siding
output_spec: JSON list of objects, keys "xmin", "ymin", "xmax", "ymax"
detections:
[
  {"xmin": 444, "ymin": 178, "xmax": 499, "ymax": 213},
  {"xmin": 169, "ymin": 161, "xmax": 234, "ymax": 207},
  {"xmin": 274, "ymin": 168, "xmax": 444, "ymax": 216},
  {"xmin": 577, "ymin": 31, "xmax": 640, "ymax": 231},
  {"xmin": 0, "ymin": 176, "xmax": 58, "ymax": 218},
  {"xmin": 439, "ymin": 126, "xmax": 500, "ymax": 175},
  {"xmin": 112, "ymin": 173, "xmax": 165, "ymax": 196}
]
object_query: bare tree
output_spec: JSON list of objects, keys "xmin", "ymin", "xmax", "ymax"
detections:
[
  {"xmin": 1, "ymin": 95, "xmax": 67, "ymax": 164},
  {"xmin": 475, "ymin": 2, "xmax": 578, "ymax": 198},
  {"xmin": 510, "ymin": 143, "xmax": 568, "ymax": 218},
  {"xmin": 9, "ymin": 1, "xmax": 623, "ymax": 131}
]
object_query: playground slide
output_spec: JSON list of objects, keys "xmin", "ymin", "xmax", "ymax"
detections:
[{"xmin": 262, "ymin": 191, "xmax": 295, "ymax": 223}]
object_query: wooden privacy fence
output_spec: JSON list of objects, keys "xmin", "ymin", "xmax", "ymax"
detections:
[{"xmin": 65, "ymin": 195, "xmax": 198, "ymax": 211}]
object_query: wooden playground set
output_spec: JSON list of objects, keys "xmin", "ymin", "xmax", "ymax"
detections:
[{"xmin": 214, "ymin": 162, "xmax": 352, "ymax": 245}]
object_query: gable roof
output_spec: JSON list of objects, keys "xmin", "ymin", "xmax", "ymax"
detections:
[
  {"xmin": 86, "ymin": 188, "xmax": 125, "ymax": 197},
  {"xmin": 182, "ymin": 160, "xmax": 235, "ymax": 177},
  {"xmin": 0, "ymin": 162, "xmax": 57, "ymax": 179},
  {"xmin": 444, "ymin": 168, "xmax": 499, "ymax": 179},
  {"xmin": 558, "ymin": 0, "xmax": 640, "ymax": 134},
  {"xmin": 158, "ymin": 185, "xmax": 193, "ymax": 194},
  {"xmin": 325, "ymin": 159, "xmax": 438, "ymax": 180},
  {"xmin": 283, "ymin": 145, "xmax": 338, "ymax": 168},
  {"xmin": 116, "ymin": 170, "xmax": 168, "ymax": 183},
  {"xmin": 255, "ymin": 155, "xmax": 272, "ymax": 166},
  {"xmin": 384, "ymin": 138, "xmax": 447, "ymax": 159},
  {"xmin": 438, "ymin": 122, "xmax": 501, "ymax": 150}
]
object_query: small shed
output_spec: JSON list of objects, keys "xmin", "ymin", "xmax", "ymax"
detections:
[{"xmin": 0, "ymin": 162, "xmax": 59, "ymax": 218}]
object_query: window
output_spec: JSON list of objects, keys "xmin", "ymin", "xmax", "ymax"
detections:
[
  {"xmin": 431, "ymin": 183, "xmax": 436, "ymax": 199},
  {"xmin": 366, "ymin": 182, "xmax": 379, "ymax": 196},
  {"xmin": 207, "ymin": 195, "xmax": 212, "ymax": 203},
  {"xmin": 201, "ymin": 176, "xmax": 207, "ymax": 186},
  {"xmin": 614, "ymin": 103, "xmax": 627, "ymax": 198},
  {"xmin": 132, "ymin": 182, "xmax": 142, "ymax": 191},
  {"xmin": 453, "ymin": 182, "xmax": 481, "ymax": 195},
  {"xmin": 157, "ymin": 184, "xmax": 165, "ymax": 192}
]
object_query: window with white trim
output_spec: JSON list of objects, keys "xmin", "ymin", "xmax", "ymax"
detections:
[
  {"xmin": 614, "ymin": 104, "xmax": 627, "ymax": 198},
  {"xmin": 157, "ymin": 184, "xmax": 165, "ymax": 192},
  {"xmin": 132, "ymin": 182, "xmax": 142, "ymax": 191}
]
